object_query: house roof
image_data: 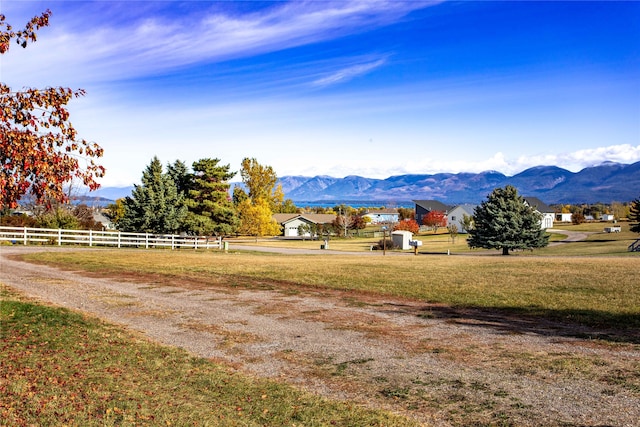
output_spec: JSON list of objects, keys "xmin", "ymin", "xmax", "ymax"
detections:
[
  {"xmin": 273, "ymin": 213, "xmax": 336, "ymax": 225},
  {"xmin": 523, "ymin": 197, "xmax": 553, "ymax": 213},
  {"xmin": 413, "ymin": 200, "xmax": 450, "ymax": 212}
]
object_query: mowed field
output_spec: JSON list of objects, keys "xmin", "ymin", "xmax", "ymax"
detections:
[
  {"xmin": 22, "ymin": 245, "xmax": 639, "ymax": 332},
  {"xmin": 1, "ymin": 223, "xmax": 639, "ymax": 426}
]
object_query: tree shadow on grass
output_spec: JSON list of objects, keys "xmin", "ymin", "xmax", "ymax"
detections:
[{"xmin": 397, "ymin": 304, "xmax": 640, "ymax": 344}]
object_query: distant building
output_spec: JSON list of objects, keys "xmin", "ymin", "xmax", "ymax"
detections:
[
  {"xmin": 273, "ymin": 213, "xmax": 336, "ymax": 238},
  {"xmin": 555, "ymin": 213, "xmax": 573, "ymax": 222},
  {"xmin": 413, "ymin": 200, "xmax": 450, "ymax": 225},
  {"xmin": 447, "ymin": 204, "xmax": 477, "ymax": 233},
  {"xmin": 523, "ymin": 197, "xmax": 554, "ymax": 229}
]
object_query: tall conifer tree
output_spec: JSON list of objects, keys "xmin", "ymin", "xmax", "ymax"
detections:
[
  {"xmin": 118, "ymin": 157, "xmax": 186, "ymax": 233},
  {"xmin": 183, "ymin": 158, "xmax": 238, "ymax": 236},
  {"xmin": 167, "ymin": 160, "xmax": 190, "ymax": 198},
  {"xmin": 468, "ymin": 185, "xmax": 549, "ymax": 255}
]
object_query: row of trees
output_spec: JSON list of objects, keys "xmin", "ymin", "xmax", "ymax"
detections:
[{"xmin": 108, "ymin": 157, "xmax": 296, "ymax": 237}]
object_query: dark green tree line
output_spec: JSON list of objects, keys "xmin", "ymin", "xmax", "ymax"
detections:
[{"xmin": 113, "ymin": 156, "xmax": 301, "ymax": 237}]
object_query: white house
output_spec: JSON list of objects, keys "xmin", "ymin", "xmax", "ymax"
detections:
[
  {"xmin": 273, "ymin": 213, "xmax": 336, "ymax": 238},
  {"xmin": 523, "ymin": 197, "xmax": 554, "ymax": 229},
  {"xmin": 447, "ymin": 204, "xmax": 477, "ymax": 233}
]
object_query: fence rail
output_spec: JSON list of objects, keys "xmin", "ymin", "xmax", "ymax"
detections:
[{"xmin": 0, "ymin": 226, "xmax": 222, "ymax": 250}]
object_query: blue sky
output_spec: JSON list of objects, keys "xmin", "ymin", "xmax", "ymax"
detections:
[{"xmin": 2, "ymin": 0, "xmax": 639, "ymax": 187}]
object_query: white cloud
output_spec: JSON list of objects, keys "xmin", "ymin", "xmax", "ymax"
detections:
[
  {"xmin": 2, "ymin": 0, "xmax": 436, "ymax": 87},
  {"xmin": 312, "ymin": 58, "xmax": 387, "ymax": 87}
]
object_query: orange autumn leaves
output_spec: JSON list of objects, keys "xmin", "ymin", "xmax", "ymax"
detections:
[{"xmin": 1, "ymin": 10, "xmax": 104, "ymax": 209}]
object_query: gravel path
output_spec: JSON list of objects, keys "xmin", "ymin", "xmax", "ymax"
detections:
[{"xmin": 1, "ymin": 245, "xmax": 638, "ymax": 426}]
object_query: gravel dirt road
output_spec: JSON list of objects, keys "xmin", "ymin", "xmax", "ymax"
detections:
[{"xmin": 1, "ymin": 245, "xmax": 638, "ymax": 426}]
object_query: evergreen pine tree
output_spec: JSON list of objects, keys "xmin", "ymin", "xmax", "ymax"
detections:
[
  {"xmin": 166, "ymin": 160, "xmax": 190, "ymax": 198},
  {"xmin": 467, "ymin": 185, "xmax": 549, "ymax": 255},
  {"xmin": 119, "ymin": 156, "xmax": 186, "ymax": 233},
  {"xmin": 183, "ymin": 158, "xmax": 238, "ymax": 236}
]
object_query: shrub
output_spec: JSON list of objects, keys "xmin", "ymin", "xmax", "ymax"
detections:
[
  {"xmin": 0, "ymin": 213, "xmax": 36, "ymax": 227},
  {"xmin": 571, "ymin": 212, "xmax": 585, "ymax": 225},
  {"xmin": 393, "ymin": 219, "xmax": 419, "ymax": 233},
  {"xmin": 373, "ymin": 238, "xmax": 396, "ymax": 250}
]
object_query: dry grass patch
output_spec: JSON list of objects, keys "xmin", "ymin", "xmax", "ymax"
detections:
[
  {"xmin": 125, "ymin": 308, "xmax": 178, "ymax": 319},
  {"xmin": 180, "ymin": 321, "xmax": 264, "ymax": 351},
  {"xmin": 19, "ymin": 249, "xmax": 640, "ymax": 341},
  {"xmin": 90, "ymin": 292, "xmax": 140, "ymax": 308}
]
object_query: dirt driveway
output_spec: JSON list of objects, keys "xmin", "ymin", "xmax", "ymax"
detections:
[{"xmin": 1, "ymin": 246, "xmax": 638, "ymax": 426}]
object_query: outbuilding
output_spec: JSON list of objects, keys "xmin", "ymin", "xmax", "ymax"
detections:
[
  {"xmin": 272, "ymin": 213, "xmax": 336, "ymax": 238},
  {"xmin": 391, "ymin": 230, "xmax": 413, "ymax": 250}
]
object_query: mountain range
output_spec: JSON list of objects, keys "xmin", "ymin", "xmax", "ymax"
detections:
[{"xmin": 91, "ymin": 161, "xmax": 639, "ymax": 206}]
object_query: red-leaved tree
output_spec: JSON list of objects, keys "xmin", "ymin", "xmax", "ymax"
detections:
[
  {"xmin": 422, "ymin": 210, "xmax": 447, "ymax": 233},
  {"xmin": 393, "ymin": 218, "xmax": 420, "ymax": 233},
  {"xmin": 1, "ymin": 10, "xmax": 104, "ymax": 209}
]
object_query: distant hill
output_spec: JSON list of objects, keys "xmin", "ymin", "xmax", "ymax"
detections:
[
  {"xmin": 92, "ymin": 162, "xmax": 639, "ymax": 205},
  {"xmin": 277, "ymin": 161, "xmax": 640, "ymax": 204}
]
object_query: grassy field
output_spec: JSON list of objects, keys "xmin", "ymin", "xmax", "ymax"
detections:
[
  {"xmin": 0, "ymin": 285, "xmax": 418, "ymax": 426},
  {"xmin": 19, "ymin": 242, "xmax": 640, "ymax": 334},
  {"xmin": 3, "ymin": 225, "xmax": 639, "ymax": 425},
  {"xmin": 231, "ymin": 222, "xmax": 640, "ymax": 256}
]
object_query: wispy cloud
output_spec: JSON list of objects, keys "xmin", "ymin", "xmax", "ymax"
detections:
[
  {"xmin": 312, "ymin": 58, "xmax": 387, "ymax": 87},
  {"xmin": 2, "ymin": 0, "xmax": 435, "ymax": 87}
]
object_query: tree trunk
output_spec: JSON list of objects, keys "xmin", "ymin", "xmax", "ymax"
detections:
[{"xmin": 502, "ymin": 247, "xmax": 510, "ymax": 255}]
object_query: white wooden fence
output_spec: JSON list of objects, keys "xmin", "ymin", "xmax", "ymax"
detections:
[{"xmin": 0, "ymin": 226, "xmax": 222, "ymax": 250}]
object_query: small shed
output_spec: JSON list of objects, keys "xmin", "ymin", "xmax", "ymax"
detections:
[{"xmin": 391, "ymin": 230, "xmax": 413, "ymax": 250}]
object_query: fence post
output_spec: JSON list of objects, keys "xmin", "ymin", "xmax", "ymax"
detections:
[
  {"xmin": 23, "ymin": 227, "xmax": 27, "ymax": 245},
  {"xmin": 145, "ymin": 233, "xmax": 149, "ymax": 249},
  {"xmin": 89, "ymin": 230, "xmax": 93, "ymax": 247},
  {"xmin": 171, "ymin": 235, "xmax": 175, "ymax": 250},
  {"xmin": 58, "ymin": 229, "xmax": 62, "ymax": 246}
]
